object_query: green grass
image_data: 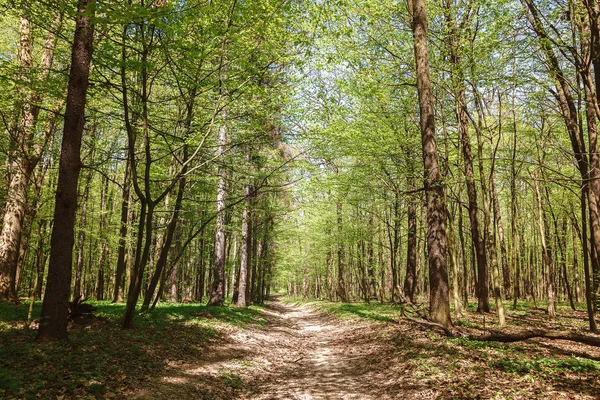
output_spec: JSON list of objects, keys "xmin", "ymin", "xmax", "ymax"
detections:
[
  {"xmin": 0, "ymin": 300, "xmax": 266, "ymax": 399},
  {"xmin": 0, "ymin": 300, "xmax": 266, "ymax": 330}
]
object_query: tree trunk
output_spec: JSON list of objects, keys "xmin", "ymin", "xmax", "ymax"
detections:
[
  {"xmin": 207, "ymin": 119, "xmax": 228, "ymax": 306},
  {"xmin": 533, "ymin": 170, "xmax": 556, "ymax": 318},
  {"xmin": 37, "ymin": 0, "xmax": 95, "ymax": 341},
  {"xmin": 236, "ymin": 182, "xmax": 251, "ymax": 307},
  {"xmin": 444, "ymin": 7, "xmax": 488, "ymax": 313},
  {"xmin": 73, "ymin": 172, "xmax": 92, "ymax": 300},
  {"xmin": 366, "ymin": 212, "xmax": 377, "ymax": 300},
  {"xmin": 408, "ymin": 0, "xmax": 452, "ymax": 329},
  {"xmin": 404, "ymin": 198, "xmax": 418, "ymax": 303},
  {"xmin": 0, "ymin": 11, "xmax": 61, "ymax": 302},
  {"xmin": 113, "ymin": 159, "xmax": 131, "ymax": 302},
  {"xmin": 141, "ymin": 159, "xmax": 187, "ymax": 312},
  {"xmin": 336, "ymin": 200, "xmax": 347, "ymax": 302}
]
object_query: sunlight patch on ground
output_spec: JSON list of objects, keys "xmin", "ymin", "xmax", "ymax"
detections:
[
  {"xmin": 161, "ymin": 376, "xmax": 189, "ymax": 385},
  {"xmin": 303, "ymin": 325, "xmax": 322, "ymax": 332}
]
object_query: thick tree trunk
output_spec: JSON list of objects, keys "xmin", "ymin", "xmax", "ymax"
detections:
[
  {"xmin": 0, "ymin": 10, "xmax": 61, "ymax": 303},
  {"xmin": 1, "ymin": 18, "xmax": 36, "ymax": 302},
  {"xmin": 37, "ymin": 0, "xmax": 95, "ymax": 341},
  {"xmin": 409, "ymin": 0, "xmax": 452, "ymax": 329}
]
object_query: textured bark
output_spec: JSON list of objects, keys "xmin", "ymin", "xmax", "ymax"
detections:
[
  {"xmin": 37, "ymin": 0, "xmax": 95, "ymax": 341},
  {"xmin": 492, "ymin": 177, "xmax": 511, "ymax": 299},
  {"xmin": 533, "ymin": 170, "xmax": 556, "ymax": 318},
  {"xmin": 0, "ymin": 10, "xmax": 61, "ymax": 303},
  {"xmin": 443, "ymin": 4, "xmax": 488, "ymax": 313},
  {"xmin": 336, "ymin": 201, "xmax": 347, "ymax": 302},
  {"xmin": 409, "ymin": 0, "xmax": 452, "ymax": 328},
  {"xmin": 207, "ymin": 121, "xmax": 228, "ymax": 306},
  {"xmin": 366, "ymin": 212, "xmax": 377, "ymax": 300},
  {"xmin": 73, "ymin": 173, "xmax": 92, "ymax": 300},
  {"xmin": 236, "ymin": 184, "xmax": 251, "ymax": 307},
  {"xmin": 572, "ymin": 221, "xmax": 582, "ymax": 303},
  {"xmin": 510, "ymin": 90, "xmax": 521, "ymax": 309},
  {"xmin": 113, "ymin": 159, "xmax": 131, "ymax": 302},
  {"xmin": 404, "ymin": 199, "xmax": 418, "ymax": 303},
  {"xmin": 522, "ymin": 0, "xmax": 596, "ymax": 330},
  {"xmin": 470, "ymin": 330, "xmax": 600, "ymax": 347},
  {"xmin": 141, "ymin": 161, "xmax": 187, "ymax": 312},
  {"xmin": 95, "ymin": 175, "xmax": 109, "ymax": 300}
]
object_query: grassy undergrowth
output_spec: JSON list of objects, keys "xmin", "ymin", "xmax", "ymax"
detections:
[{"xmin": 0, "ymin": 300, "xmax": 265, "ymax": 399}]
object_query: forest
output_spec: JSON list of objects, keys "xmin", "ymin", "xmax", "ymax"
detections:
[{"xmin": 1, "ymin": 0, "xmax": 600, "ymax": 398}]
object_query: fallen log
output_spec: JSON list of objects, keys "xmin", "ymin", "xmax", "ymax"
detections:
[
  {"xmin": 402, "ymin": 316, "xmax": 600, "ymax": 347},
  {"xmin": 470, "ymin": 330, "xmax": 600, "ymax": 347}
]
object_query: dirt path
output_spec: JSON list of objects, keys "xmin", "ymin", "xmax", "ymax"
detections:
[
  {"xmin": 133, "ymin": 297, "xmax": 397, "ymax": 400},
  {"xmin": 244, "ymin": 298, "xmax": 381, "ymax": 400},
  {"xmin": 131, "ymin": 298, "xmax": 600, "ymax": 399}
]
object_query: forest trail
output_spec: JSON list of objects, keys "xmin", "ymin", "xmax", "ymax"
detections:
[
  {"xmin": 245, "ymin": 297, "xmax": 380, "ymax": 399},
  {"xmin": 128, "ymin": 297, "xmax": 600, "ymax": 400},
  {"xmin": 132, "ymin": 297, "xmax": 405, "ymax": 400}
]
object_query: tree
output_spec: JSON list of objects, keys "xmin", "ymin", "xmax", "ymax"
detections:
[
  {"xmin": 408, "ymin": 0, "xmax": 452, "ymax": 329},
  {"xmin": 37, "ymin": 0, "xmax": 95, "ymax": 341}
]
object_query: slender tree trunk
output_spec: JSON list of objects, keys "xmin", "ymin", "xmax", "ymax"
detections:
[
  {"xmin": 141, "ymin": 162, "xmax": 187, "ymax": 312},
  {"xmin": 113, "ymin": 159, "xmax": 131, "ymax": 302},
  {"xmin": 37, "ymin": 0, "xmax": 95, "ymax": 340},
  {"xmin": 366, "ymin": 212, "xmax": 377, "ymax": 300},
  {"xmin": 510, "ymin": 102, "xmax": 520, "ymax": 309},
  {"xmin": 533, "ymin": 170, "xmax": 556, "ymax": 318},
  {"xmin": 409, "ymin": 0, "xmax": 451, "ymax": 328},
  {"xmin": 236, "ymin": 184, "xmax": 251, "ymax": 307},
  {"xmin": 73, "ymin": 172, "xmax": 92, "ymax": 300},
  {"xmin": 207, "ymin": 120, "xmax": 228, "ymax": 306},
  {"xmin": 95, "ymin": 174, "xmax": 109, "ymax": 300},
  {"xmin": 492, "ymin": 177, "xmax": 511, "ymax": 299},
  {"xmin": 404, "ymin": 198, "xmax": 418, "ymax": 303},
  {"xmin": 336, "ymin": 200, "xmax": 348, "ymax": 302},
  {"xmin": 445, "ymin": 8, "xmax": 488, "ymax": 313},
  {"xmin": 572, "ymin": 220, "xmax": 582, "ymax": 303}
]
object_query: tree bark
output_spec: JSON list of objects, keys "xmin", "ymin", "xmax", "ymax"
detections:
[
  {"xmin": 236, "ymin": 184, "xmax": 251, "ymax": 307},
  {"xmin": 408, "ymin": 0, "xmax": 452, "ymax": 329},
  {"xmin": 207, "ymin": 119, "xmax": 228, "ymax": 306},
  {"xmin": 113, "ymin": 159, "xmax": 131, "ymax": 302},
  {"xmin": 37, "ymin": 0, "xmax": 95, "ymax": 341},
  {"xmin": 336, "ymin": 200, "xmax": 348, "ymax": 302},
  {"xmin": 404, "ymin": 197, "xmax": 418, "ymax": 303}
]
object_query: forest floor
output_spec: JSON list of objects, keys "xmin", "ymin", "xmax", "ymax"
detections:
[{"xmin": 1, "ymin": 297, "xmax": 600, "ymax": 399}]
